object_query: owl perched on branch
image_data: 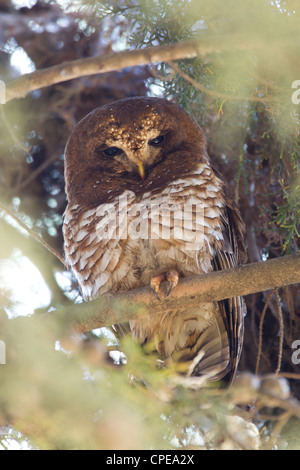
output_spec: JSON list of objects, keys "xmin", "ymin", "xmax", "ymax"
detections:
[{"xmin": 63, "ymin": 97, "xmax": 246, "ymax": 384}]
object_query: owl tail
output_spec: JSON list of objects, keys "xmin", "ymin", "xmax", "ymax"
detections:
[{"xmin": 171, "ymin": 314, "xmax": 230, "ymax": 382}]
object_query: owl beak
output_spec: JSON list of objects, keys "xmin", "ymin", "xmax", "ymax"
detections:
[{"xmin": 137, "ymin": 162, "xmax": 145, "ymax": 180}]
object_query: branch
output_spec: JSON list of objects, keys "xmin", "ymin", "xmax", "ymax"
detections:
[
  {"xmin": 50, "ymin": 253, "xmax": 300, "ymax": 334},
  {"xmin": 167, "ymin": 60, "xmax": 276, "ymax": 104},
  {"xmin": 4, "ymin": 39, "xmax": 203, "ymax": 102},
  {"xmin": 5, "ymin": 34, "xmax": 294, "ymax": 102}
]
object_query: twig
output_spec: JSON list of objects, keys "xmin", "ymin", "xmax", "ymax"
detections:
[
  {"xmin": 0, "ymin": 106, "xmax": 29, "ymax": 153},
  {"xmin": 10, "ymin": 153, "xmax": 59, "ymax": 194},
  {"xmin": 250, "ymin": 293, "xmax": 259, "ymax": 348},
  {"xmin": 285, "ymin": 285, "xmax": 296, "ymax": 344},
  {"xmin": 275, "ymin": 290, "xmax": 284, "ymax": 375},
  {"xmin": 264, "ymin": 410, "xmax": 292, "ymax": 450},
  {"xmin": 256, "ymin": 290, "xmax": 275, "ymax": 376},
  {"xmin": 167, "ymin": 60, "xmax": 275, "ymax": 104},
  {"xmin": 277, "ymin": 372, "xmax": 300, "ymax": 381},
  {"xmin": 149, "ymin": 64, "xmax": 175, "ymax": 82},
  {"xmin": 0, "ymin": 202, "xmax": 69, "ymax": 269}
]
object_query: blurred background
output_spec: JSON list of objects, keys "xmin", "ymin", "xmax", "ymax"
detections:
[{"xmin": 0, "ymin": 0, "xmax": 300, "ymax": 450}]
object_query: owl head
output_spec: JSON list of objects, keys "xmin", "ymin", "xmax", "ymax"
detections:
[{"xmin": 64, "ymin": 97, "xmax": 208, "ymax": 206}]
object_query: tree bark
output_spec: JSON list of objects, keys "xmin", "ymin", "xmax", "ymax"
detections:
[{"xmin": 50, "ymin": 253, "xmax": 300, "ymax": 334}]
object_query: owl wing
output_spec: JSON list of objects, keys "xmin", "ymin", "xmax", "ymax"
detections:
[
  {"xmin": 213, "ymin": 198, "xmax": 247, "ymax": 384},
  {"xmin": 159, "ymin": 193, "xmax": 246, "ymax": 384}
]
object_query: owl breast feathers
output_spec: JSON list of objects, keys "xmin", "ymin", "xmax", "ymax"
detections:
[{"xmin": 63, "ymin": 96, "xmax": 246, "ymax": 384}]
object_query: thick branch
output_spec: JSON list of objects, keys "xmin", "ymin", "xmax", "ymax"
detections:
[
  {"xmin": 4, "ymin": 39, "xmax": 203, "ymax": 101},
  {"xmin": 5, "ymin": 33, "xmax": 294, "ymax": 102},
  {"xmin": 51, "ymin": 254, "xmax": 300, "ymax": 334}
]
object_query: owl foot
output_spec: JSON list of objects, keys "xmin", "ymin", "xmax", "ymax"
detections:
[
  {"xmin": 150, "ymin": 269, "xmax": 179, "ymax": 299},
  {"xmin": 165, "ymin": 269, "xmax": 179, "ymax": 296},
  {"xmin": 150, "ymin": 273, "xmax": 165, "ymax": 300}
]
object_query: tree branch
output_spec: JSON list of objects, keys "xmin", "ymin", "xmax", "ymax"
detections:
[
  {"xmin": 5, "ymin": 34, "xmax": 295, "ymax": 102},
  {"xmin": 4, "ymin": 39, "xmax": 203, "ymax": 102},
  {"xmin": 51, "ymin": 253, "xmax": 300, "ymax": 334},
  {"xmin": 167, "ymin": 60, "xmax": 276, "ymax": 104}
]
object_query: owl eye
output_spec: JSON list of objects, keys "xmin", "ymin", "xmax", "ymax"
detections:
[
  {"xmin": 102, "ymin": 147, "xmax": 123, "ymax": 156},
  {"xmin": 149, "ymin": 135, "xmax": 164, "ymax": 146}
]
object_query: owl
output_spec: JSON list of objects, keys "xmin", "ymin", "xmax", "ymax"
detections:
[{"xmin": 63, "ymin": 97, "xmax": 246, "ymax": 384}]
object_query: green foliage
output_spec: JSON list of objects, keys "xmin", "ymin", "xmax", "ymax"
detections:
[
  {"xmin": 2, "ymin": 309, "xmax": 300, "ymax": 450},
  {"xmin": 0, "ymin": 313, "xmax": 244, "ymax": 450},
  {"xmin": 274, "ymin": 178, "xmax": 300, "ymax": 252}
]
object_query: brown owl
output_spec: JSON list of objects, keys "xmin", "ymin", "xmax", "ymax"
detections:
[{"xmin": 63, "ymin": 97, "xmax": 246, "ymax": 384}]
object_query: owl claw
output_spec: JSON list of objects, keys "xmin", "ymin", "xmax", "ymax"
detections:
[
  {"xmin": 150, "ymin": 270, "xmax": 179, "ymax": 299},
  {"xmin": 165, "ymin": 269, "xmax": 179, "ymax": 297},
  {"xmin": 151, "ymin": 288, "xmax": 161, "ymax": 301},
  {"xmin": 150, "ymin": 274, "xmax": 165, "ymax": 301}
]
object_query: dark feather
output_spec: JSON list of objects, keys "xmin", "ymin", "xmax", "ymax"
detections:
[{"xmin": 213, "ymin": 200, "xmax": 247, "ymax": 384}]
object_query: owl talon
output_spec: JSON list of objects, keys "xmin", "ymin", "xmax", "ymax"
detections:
[
  {"xmin": 150, "ymin": 273, "xmax": 165, "ymax": 300},
  {"xmin": 150, "ymin": 270, "xmax": 179, "ymax": 299},
  {"xmin": 151, "ymin": 288, "xmax": 161, "ymax": 301},
  {"xmin": 166, "ymin": 269, "xmax": 179, "ymax": 297}
]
